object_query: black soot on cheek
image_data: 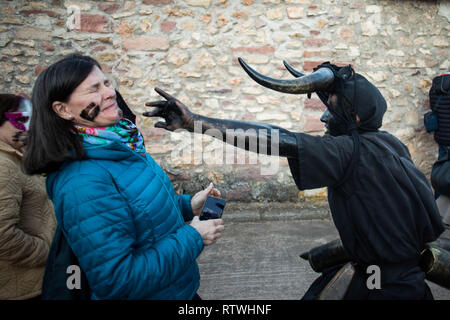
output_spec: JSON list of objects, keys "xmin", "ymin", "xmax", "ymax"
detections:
[
  {"xmin": 12, "ymin": 131, "xmax": 22, "ymax": 142},
  {"xmin": 80, "ymin": 102, "xmax": 100, "ymax": 121}
]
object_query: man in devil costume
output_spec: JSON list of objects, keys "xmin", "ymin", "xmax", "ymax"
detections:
[{"xmin": 144, "ymin": 59, "xmax": 445, "ymax": 300}]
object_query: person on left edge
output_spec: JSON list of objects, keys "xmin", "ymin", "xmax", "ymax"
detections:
[
  {"xmin": 0, "ymin": 94, "xmax": 56, "ymax": 300},
  {"xmin": 23, "ymin": 54, "xmax": 224, "ymax": 300}
]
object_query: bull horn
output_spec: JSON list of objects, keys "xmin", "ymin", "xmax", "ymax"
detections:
[
  {"xmin": 238, "ymin": 57, "xmax": 334, "ymax": 94},
  {"xmin": 283, "ymin": 60, "xmax": 305, "ymax": 78}
]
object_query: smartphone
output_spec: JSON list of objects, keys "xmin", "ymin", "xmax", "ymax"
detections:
[{"xmin": 199, "ymin": 196, "xmax": 226, "ymax": 221}]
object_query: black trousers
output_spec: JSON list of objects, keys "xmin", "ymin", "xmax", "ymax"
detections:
[{"xmin": 302, "ymin": 262, "xmax": 434, "ymax": 300}]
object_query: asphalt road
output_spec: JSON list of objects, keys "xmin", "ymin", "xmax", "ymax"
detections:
[{"xmin": 196, "ymin": 219, "xmax": 450, "ymax": 300}]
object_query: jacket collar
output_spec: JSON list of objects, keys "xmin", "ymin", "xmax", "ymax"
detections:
[
  {"xmin": 0, "ymin": 139, "xmax": 22, "ymax": 159},
  {"xmin": 82, "ymin": 140, "xmax": 138, "ymax": 161}
]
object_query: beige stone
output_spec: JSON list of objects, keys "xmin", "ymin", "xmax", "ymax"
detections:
[
  {"xmin": 366, "ymin": 5, "xmax": 382, "ymax": 13},
  {"xmin": 124, "ymin": 1, "xmax": 136, "ymax": 10},
  {"xmin": 414, "ymin": 37, "xmax": 426, "ymax": 45},
  {"xmin": 287, "ymin": 7, "xmax": 303, "ymax": 19},
  {"xmin": 242, "ymin": 87, "xmax": 264, "ymax": 95},
  {"xmin": 24, "ymin": 49, "xmax": 40, "ymax": 57},
  {"xmin": 97, "ymin": 53, "xmax": 116, "ymax": 62},
  {"xmin": 140, "ymin": 18, "xmax": 152, "ymax": 33},
  {"xmin": 12, "ymin": 39, "xmax": 35, "ymax": 47},
  {"xmin": 285, "ymin": 0, "xmax": 311, "ymax": 3},
  {"xmin": 139, "ymin": 9, "xmax": 153, "ymax": 15},
  {"xmin": 167, "ymin": 49, "xmax": 190, "ymax": 66},
  {"xmin": 317, "ymin": 19, "xmax": 327, "ymax": 28},
  {"xmin": 2, "ymin": 5, "xmax": 14, "ymax": 14},
  {"xmin": 217, "ymin": 15, "xmax": 228, "ymax": 27},
  {"xmin": 367, "ymin": 71, "xmax": 388, "ymax": 83},
  {"xmin": 176, "ymin": 67, "xmax": 202, "ymax": 78},
  {"xmin": 185, "ymin": 0, "xmax": 211, "ymax": 9},
  {"xmin": 64, "ymin": 1, "xmax": 92, "ymax": 10},
  {"xmin": 112, "ymin": 11, "xmax": 136, "ymax": 19},
  {"xmin": 1, "ymin": 17, "xmax": 24, "ymax": 25},
  {"xmin": 0, "ymin": 33, "xmax": 11, "ymax": 47},
  {"xmin": 26, "ymin": 58, "xmax": 39, "ymax": 66},
  {"xmin": 191, "ymin": 49, "xmax": 216, "ymax": 68},
  {"xmin": 266, "ymin": 7, "xmax": 284, "ymax": 20},
  {"xmin": 338, "ymin": 26, "xmax": 354, "ymax": 41},
  {"xmin": 405, "ymin": 110, "xmax": 419, "ymax": 126},
  {"xmin": 256, "ymin": 112, "xmax": 288, "ymax": 121},
  {"xmin": 123, "ymin": 36, "xmax": 169, "ymax": 51},
  {"xmin": 15, "ymin": 75, "xmax": 30, "ymax": 84},
  {"xmin": 0, "ymin": 62, "xmax": 14, "ymax": 74},
  {"xmin": 433, "ymin": 38, "xmax": 449, "ymax": 48},
  {"xmin": 362, "ymin": 21, "xmax": 378, "ymax": 36},
  {"xmin": 387, "ymin": 49, "xmax": 405, "ymax": 57},
  {"xmin": 183, "ymin": 19, "xmax": 197, "ymax": 31},
  {"xmin": 303, "ymin": 115, "xmax": 324, "ymax": 133},
  {"xmin": 164, "ymin": 8, "xmax": 194, "ymax": 17},
  {"xmin": 389, "ymin": 88, "xmax": 401, "ymax": 98},
  {"xmin": 16, "ymin": 26, "xmax": 51, "ymax": 40},
  {"xmin": 2, "ymin": 48, "xmax": 23, "ymax": 56},
  {"xmin": 348, "ymin": 11, "xmax": 361, "ymax": 24},
  {"xmin": 420, "ymin": 79, "xmax": 432, "ymax": 94},
  {"xmin": 117, "ymin": 20, "xmax": 135, "ymax": 35}
]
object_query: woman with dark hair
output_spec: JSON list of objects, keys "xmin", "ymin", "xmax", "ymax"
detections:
[
  {"xmin": 23, "ymin": 53, "xmax": 224, "ymax": 300},
  {"xmin": 0, "ymin": 94, "xmax": 56, "ymax": 299}
]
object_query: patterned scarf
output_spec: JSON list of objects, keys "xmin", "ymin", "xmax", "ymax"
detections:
[{"xmin": 76, "ymin": 118, "xmax": 146, "ymax": 156}]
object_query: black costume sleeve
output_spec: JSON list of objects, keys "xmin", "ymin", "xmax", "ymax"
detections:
[
  {"xmin": 289, "ymin": 130, "xmax": 445, "ymax": 266},
  {"xmin": 287, "ymin": 133, "xmax": 354, "ymax": 190}
]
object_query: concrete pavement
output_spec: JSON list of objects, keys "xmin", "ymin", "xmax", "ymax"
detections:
[{"xmin": 196, "ymin": 212, "xmax": 450, "ymax": 300}]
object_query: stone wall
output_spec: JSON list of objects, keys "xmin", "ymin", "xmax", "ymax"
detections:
[{"xmin": 1, "ymin": 0, "xmax": 449, "ymax": 204}]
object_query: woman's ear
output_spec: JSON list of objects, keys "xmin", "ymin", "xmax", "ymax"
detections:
[{"xmin": 52, "ymin": 101, "xmax": 74, "ymax": 120}]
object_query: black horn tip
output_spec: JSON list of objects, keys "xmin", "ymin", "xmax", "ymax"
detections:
[
  {"xmin": 283, "ymin": 60, "xmax": 305, "ymax": 78},
  {"xmin": 237, "ymin": 57, "xmax": 261, "ymax": 81},
  {"xmin": 282, "ymin": 60, "xmax": 291, "ymax": 69},
  {"xmin": 300, "ymin": 252, "xmax": 309, "ymax": 260},
  {"xmin": 237, "ymin": 57, "xmax": 248, "ymax": 69}
]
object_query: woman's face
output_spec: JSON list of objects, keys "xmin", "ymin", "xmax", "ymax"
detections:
[
  {"xmin": 0, "ymin": 98, "xmax": 32, "ymax": 151},
  {"xmin": 56, "ymin": 66, "xmax": 122, "ymax": 128},
  {"xmin": 0, "ymin": 116, "xmax": 27, "ymax": 151}
]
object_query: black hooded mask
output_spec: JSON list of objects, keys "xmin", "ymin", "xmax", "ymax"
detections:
[
  {"xmin": 314, "ymin": 62, "xmax": 387, "ymax": 137},
  {"xmin": 313, "ymin": 62, "xmax": 387, "ymax": 195}
]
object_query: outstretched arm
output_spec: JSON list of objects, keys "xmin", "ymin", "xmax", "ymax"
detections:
[{"xmin": 143, "ymin": 87, "xmax": 298, "ymax": 158}]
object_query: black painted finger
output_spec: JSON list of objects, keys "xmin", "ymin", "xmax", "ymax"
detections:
[
  {"xmin": 154, "ymin": 121, "xmax": 168, "ymax": 129},
  {"xmin": 145, "ymin": 100, "xmax": 167, "ymax": 107},
  {"xmin": 142, "ymin": 108, "xmax": 163, "ymax": 117},
  {"xmin": 154, "ymin": 87, "xmax": 175, "ymax": 101}
]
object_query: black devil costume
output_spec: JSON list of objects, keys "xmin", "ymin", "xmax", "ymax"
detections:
[{"xmin": 145, "ymin": 59, "xmax": 446, "ymax": 300}]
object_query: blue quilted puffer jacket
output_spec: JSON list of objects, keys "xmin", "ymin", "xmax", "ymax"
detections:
[{"xmin": 46, "ymin": 140, "xmax": 204, "ymax": 300}]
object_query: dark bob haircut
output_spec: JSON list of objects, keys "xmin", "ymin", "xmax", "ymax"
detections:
[
  {"xmin": 23, "ymin": 53, "xmax": 101, "ymax": 174},
  {"xmin": 0, "ymin": 94, "xmax": 24, "ymax": 126}
]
